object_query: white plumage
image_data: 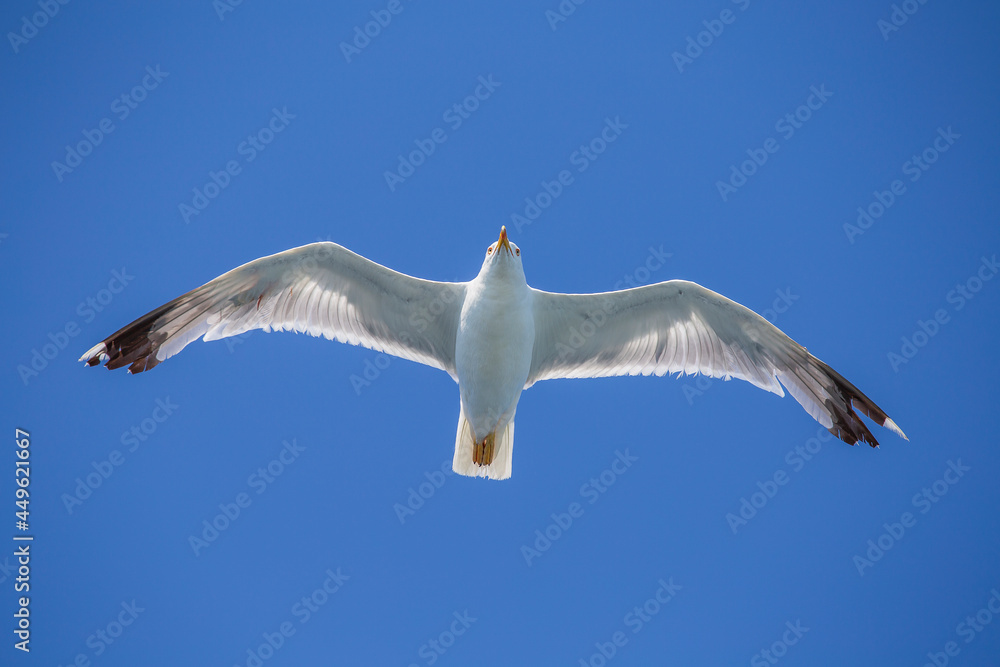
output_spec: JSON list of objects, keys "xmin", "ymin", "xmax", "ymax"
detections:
[{"xmin": 81, "ymin": 227, "xmax": 906, "ymax": 480}]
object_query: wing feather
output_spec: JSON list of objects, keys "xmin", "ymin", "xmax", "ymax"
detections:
[
  {"xmin": 528, "ymin": 280, "xmax": 906, "ymax": 447},
  {"xmin": 81, "ymin": 242, "xmax": 466, "ymax": 377}
]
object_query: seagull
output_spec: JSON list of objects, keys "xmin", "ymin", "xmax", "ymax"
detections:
[{"xmin": 81, "ymin": 226, "xmax": 906, "ymax": 479}]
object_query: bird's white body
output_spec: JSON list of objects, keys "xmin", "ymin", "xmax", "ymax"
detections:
[
  {"xmin": 454, "ymin": 239, "xmax": 534, "ymax": 478},
  {"xmin": 80, "ymin": 226, "xmax": 906, "ymax": 482}
]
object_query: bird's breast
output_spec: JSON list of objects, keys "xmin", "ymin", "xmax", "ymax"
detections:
[{"xmin": 455, "ymin": 284, "xmax": 535, "ymax": 431}]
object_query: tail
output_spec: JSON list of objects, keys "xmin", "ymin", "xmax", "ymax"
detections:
[{"xmin": 453, "ymin": 410, "xmax": 515, "ymax": 480}]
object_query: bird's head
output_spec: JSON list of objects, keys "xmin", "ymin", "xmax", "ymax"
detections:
[{"xmin": 479, "ymin": 226, "xmax": 525, "ymax": 281}]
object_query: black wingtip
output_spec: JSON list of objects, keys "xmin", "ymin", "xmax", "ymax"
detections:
[
  {"xmin": 816, "ymin": 358, "xmax": 906, "ymax": 448},
  {"xmin": 82, "ymin": 295, "xmax": 183, "ymax": 374}
]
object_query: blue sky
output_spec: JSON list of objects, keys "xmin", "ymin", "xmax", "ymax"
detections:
[{"xmin": 3, "ymin": 1, "xmax": 1000, "ymax": 664}]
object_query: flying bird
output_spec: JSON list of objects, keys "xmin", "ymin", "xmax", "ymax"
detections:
[{"xmin": 81, "ymin": 227, "xmax": 906, "ymax": 479}]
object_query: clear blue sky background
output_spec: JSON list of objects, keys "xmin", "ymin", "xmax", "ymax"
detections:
[{"xmin": 3, "ymin": 1, "xmax": 999, "ymax": 665}]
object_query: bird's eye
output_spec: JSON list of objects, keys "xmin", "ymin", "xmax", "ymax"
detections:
[
  {"xmin": 487, "ymin": 247, "xmax": 493, "ymax": 255},
  {"xmin": 515, "ymin": 248, "xmax": 520, "ymax": 256}
]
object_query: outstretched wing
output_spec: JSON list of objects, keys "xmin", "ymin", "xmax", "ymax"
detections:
[
  {"xmin": 80, "ymin": 242, "xmax": 466, "ymax": 377},
  {"xmin": 528, "ymin": 280, "xmax": 906, "ymax": 447}
]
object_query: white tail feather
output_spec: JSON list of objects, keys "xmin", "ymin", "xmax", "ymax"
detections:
[{"xmin": 452, "ymin": 411, "xmax": 515, "ymax": 480}]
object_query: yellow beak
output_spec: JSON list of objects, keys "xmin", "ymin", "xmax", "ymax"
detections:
[{"xmin": 498, "ymin": 225, "xmax": 513, "ymax": 256}]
